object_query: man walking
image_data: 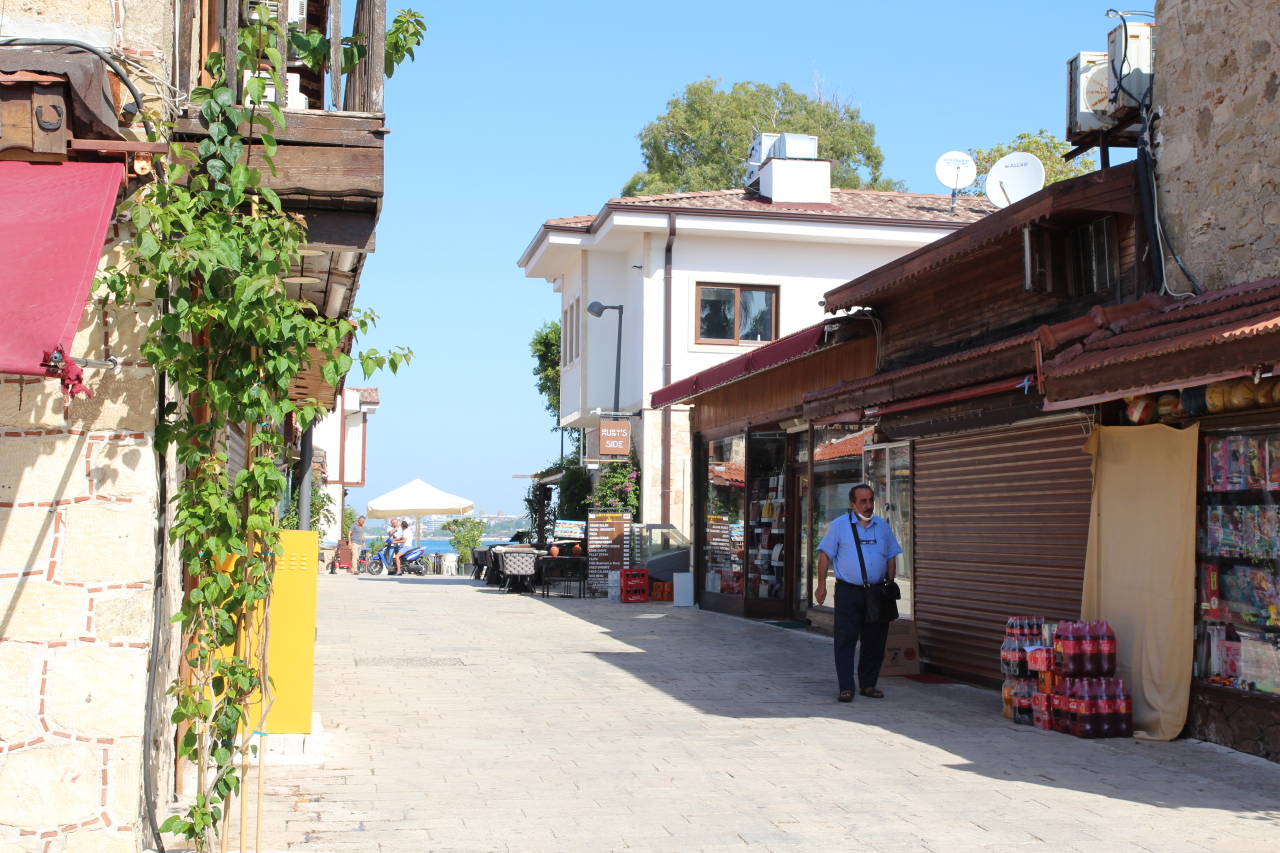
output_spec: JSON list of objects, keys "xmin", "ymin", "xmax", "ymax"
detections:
[
  {"xmin": 346, "ymin": 515, "xmax": 367, "ymax": 574},
  {"xmin": 814, "ymin": 484, "xmax": 902, "ymax": 703}
]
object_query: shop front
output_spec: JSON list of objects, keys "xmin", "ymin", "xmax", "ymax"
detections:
[{"xmin": 1040, "ymin": 278, "xmax": 1280, "ymax": 761}]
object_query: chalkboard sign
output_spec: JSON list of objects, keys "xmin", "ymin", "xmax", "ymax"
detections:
[{"xmin": 587, "ymin": 510, "xmax": 631, "ymax": 596}]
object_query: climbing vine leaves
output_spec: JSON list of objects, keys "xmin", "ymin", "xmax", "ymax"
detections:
[{"xmin": 101, "ymin": 14, "xmax": 409, "ymax": 850}]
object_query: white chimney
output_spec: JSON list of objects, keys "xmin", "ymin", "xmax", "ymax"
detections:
[{"xmin": 747, "ymin": 133, "xmax": 831, "ymax": 204}]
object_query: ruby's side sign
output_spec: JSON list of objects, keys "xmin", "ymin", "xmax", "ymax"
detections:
[{"xmin": 599, "ymin": 420, "xmax": 630, "ymax": 456}]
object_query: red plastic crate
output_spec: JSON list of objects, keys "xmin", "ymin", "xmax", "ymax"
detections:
[{"xmin": 620, "ymin": 568, "xmax": 649, "ymax": 602}]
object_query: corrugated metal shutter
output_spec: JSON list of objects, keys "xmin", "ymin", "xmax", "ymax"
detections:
[{"xmin": 913, "ymin": 415, "xmax": 1094, "ymax": 681}]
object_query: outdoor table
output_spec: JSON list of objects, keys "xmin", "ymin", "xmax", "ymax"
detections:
[{"xmin": 537, "ymin": 555, "xmax": 588, "ymax": 598}]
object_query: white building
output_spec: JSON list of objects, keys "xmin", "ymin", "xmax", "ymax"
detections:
[
  {"xmin": 313, "ymin": 386, "xmax": 379, "ymax": 543},
  {"xmin": 518, "ymin": 138, "xmax": 988, "ymax": 533}
]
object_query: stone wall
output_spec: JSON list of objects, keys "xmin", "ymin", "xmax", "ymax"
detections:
[
  {"xmin": 0, "ymin": 228, "xmax": 175, "ymax": 853},
  {"xmin": 1187, "ymin": 684, "xmax": 1280, "ymax": 763},
  {"xmin": 1152, "ymin": 0, "xmax": 1280, "ymax": 290}
]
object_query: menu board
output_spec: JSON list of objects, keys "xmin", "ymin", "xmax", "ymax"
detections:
[{"xmin": 587, "ymin": 510, "xmax": 632, "ymax": 596}]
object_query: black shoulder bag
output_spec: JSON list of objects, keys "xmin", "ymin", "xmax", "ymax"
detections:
[{"xmin": 848, "ymin": 511, "xmax": 901, "ymax": 624}]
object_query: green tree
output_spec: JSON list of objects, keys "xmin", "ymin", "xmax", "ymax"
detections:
[
  {"xmin": 280, "ymin": 468, "xmax": 335, "ymax": 531},
  {"xmin": 623, "ymin": 78, "xmax": 901, "ymax": 197},
  {"xmin": 963, "ymin": 129, "xmax": 1097, "ymax": 196},
  {"xmin": 555, "ymin": 459, "xmax": 592, "ymax": 522},
  {"xmin": 529, "ymin": 320, "xmax": 561, "ymax": 421},
  {"xmin": 440, "ymin": 516, "xmax": 485, "ymax": 565}
]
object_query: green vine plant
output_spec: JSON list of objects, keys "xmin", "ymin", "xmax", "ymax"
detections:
[
  {"xmin": 291, "ymin": 8, "xmax": 427, "ymax": 77},
  {"xmin": 100, "ymin": 13, "xmax": 411, "ymax": 851}
]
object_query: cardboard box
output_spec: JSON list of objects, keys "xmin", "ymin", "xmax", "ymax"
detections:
[{"xmin": 881, "ymin": 619, "xmax": 921, "ymax": 676}]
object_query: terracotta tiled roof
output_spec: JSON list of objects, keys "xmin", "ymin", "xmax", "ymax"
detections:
[
  {"xmin": 709, "ymin": 462, "xmax": 745, "ymax": 488},
  {"xmin": 543, "ymin": 188, "xmax": 992, "ymax": 230},
  {"xmin": 349, "ymin": 387, "xmax": 380, "ymax": 404},
  {"xmin": 1043, "ymin": 279, "xmax": 1280, "ymax": 379},
  {"xmin": 544, "ymin": 215, "xmax": 594, "ymax": 228},
  {"xmin": 813, "ymin": 429, "xmax": 871, "ymax": 462}
]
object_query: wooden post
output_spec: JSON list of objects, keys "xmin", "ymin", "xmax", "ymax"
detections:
[
  {"xmin": 366, "ymin": 0, "xmax": 385, "ymax": 114},
  {"xmin": 329, "ymin": 0, "xmax": 342, "ymax": 109}
]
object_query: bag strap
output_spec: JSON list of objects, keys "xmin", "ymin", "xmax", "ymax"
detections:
[{"xmin": 848, "ymin": 510, "xmax": 870, "ymax": 588}]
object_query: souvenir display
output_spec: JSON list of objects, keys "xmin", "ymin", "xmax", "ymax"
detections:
[
  {"xmin": 1204, "ymin": 381, "xmax": 1228, "ymax": 414},
  {"xmin": 1124, "ymin": 394, "xmax": 1156, "ymax": 425},
  {"xmin": 1197, "ymin": 430, "xmax": 1280, "ymax": 697},
  {"xmin": 1227, "ymin": 379, "xmax": 1260, "ymax": 412}
]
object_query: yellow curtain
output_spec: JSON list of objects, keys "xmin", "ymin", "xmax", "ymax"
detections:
[{"xmin": 1081, "ymin": 423, "xmax": 1199, "ymax": 741}]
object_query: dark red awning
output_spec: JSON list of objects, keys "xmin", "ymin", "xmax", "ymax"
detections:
[
  {"xmin": 651, "ymin": 321, "xmax": 828, "ymax": 408},
  {"xmin": 0, "ymin": 161, "xmax": 123, "ymax": 378}
]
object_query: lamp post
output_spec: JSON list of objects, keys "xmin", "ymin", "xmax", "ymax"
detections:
[{"xmin": 587, "ymin": 301, "xmax": 623, "ymax": 414}]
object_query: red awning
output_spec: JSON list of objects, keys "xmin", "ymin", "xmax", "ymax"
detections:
[
  {"xmin": 0, "ymin": 161, "xmax": 123, "ymax": 378},
  {"xmin": 651, "ymin": 322, "xmax": 829, "ymax": 408}
]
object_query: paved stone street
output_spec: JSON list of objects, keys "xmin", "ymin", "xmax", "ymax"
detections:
[{"xmin": 233, "ymin": 574, "xmax": 1280, "ymax": 852}]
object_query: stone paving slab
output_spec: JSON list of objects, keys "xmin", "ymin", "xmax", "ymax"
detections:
[{"xmin": 217, "ymin": 574, "xmax": 1280, "ymax": 852}]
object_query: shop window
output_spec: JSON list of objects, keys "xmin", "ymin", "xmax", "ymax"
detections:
[
  {"xmin": 746, "ymin": 431, "xmax": 786, "ymax": 601},
  {"xmin": 704, "ymin": 435, "xmax": 745, "ymax": 595},
  {"xmin": 1195, "ymin": 431, "xmax": 1280, "ymax": 697},
  {"xmin": 810, "ymin": 426, "xmax": 869, "ymax": 608},
  {"xmin": 1068, "ymin": 216, "xmax": 1117, "ymax": 295},
  {"xmin": 697, "ymin": 284, "xmax": 778, "ymax": 344}
]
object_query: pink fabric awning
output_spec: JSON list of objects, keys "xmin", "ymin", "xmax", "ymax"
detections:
[
  {"xmin": 0, "ymin": 161, "xmax": 123, "ymax": 378},
  {"xmin": 650, "ymin": 322, "xmax": 828, "ymax": 408}
]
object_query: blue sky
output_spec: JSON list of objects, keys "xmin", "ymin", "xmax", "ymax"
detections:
[{"xmin": 345, "ymin": 1, "xmax": 1139, "ymax": 516}]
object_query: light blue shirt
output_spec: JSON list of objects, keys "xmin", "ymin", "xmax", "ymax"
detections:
[{"xmin": 817, "ymin": 513, "xmax": 902, "ymax": 585}]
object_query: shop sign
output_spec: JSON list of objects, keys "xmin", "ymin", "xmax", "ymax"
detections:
[{"xmin": 600, "ymin": 420, "xmax": 631, "ymax": 456}]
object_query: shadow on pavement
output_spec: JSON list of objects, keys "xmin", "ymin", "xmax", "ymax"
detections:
[{"xmin": 521, "ymin": 591, "xmax": 1280, "ymax": 821}]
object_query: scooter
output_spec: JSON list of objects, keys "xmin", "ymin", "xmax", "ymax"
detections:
[{"xmin": 367, "ymin": 543, "xmax": 430, "ymax": 576}]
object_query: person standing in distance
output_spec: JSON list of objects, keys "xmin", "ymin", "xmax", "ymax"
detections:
[
  {"xmin": 814, "ymin": 483, "xmax": 902, "ymax": 703},
  {"xmin": 346, "ymin": 515, "xmax": 367, "ymax": 574}
]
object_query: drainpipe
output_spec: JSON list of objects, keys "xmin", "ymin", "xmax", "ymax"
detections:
[
  {"xmin": 297, "ymin": 423, "xmax": 314, "ymax": 530},
  {"xmin": 661, "ymin": 213, "xmax": 676, "ymax": 525}
]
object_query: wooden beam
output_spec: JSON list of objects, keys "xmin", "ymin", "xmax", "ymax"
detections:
[
  {"xmin": 173, "ymin": 107, "xmax": 385, "ymax": 148},
  {"xmin": 177, "ymin": 141, "xmax": 383, "ymax": 196},
  {"xmin": 69, "ymin": 138, "xmax": 168, "ymax": 153}
]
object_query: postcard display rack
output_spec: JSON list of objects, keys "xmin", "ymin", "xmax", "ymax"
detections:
[
  {"xmin": 747, "ymin": 470, "xmax": 785, "ymax": 600},
  {"xmin": 1195, "ymin": 432, "xmax": 1280, "ymax": 696}
]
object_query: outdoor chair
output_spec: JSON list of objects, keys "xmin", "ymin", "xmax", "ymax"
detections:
[
  {"xmin": 492, "ymin": 547, "xmax": 544, "ymax": 593},
  {"xmin": 441, "ymin": 553, "xmax": 459, "ymax": 575}
]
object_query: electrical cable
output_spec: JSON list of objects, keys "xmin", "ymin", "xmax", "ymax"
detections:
[{"xmin": 0, "ymin": 37, "xmax": 154, "ymax": 139}]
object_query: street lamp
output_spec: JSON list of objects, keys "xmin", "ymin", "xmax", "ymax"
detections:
[{"xmin": 587, "ymin": 300, "xmax": 623, "ymax": 414}]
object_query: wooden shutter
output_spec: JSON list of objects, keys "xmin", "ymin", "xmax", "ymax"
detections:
[{"xmin": 912, "ymin": 415, "xmax": 1094, "ymax": 681}]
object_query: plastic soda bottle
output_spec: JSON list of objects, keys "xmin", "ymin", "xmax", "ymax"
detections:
[
  {"xmin": 1001, "ymin": 678, "xmax": 1016, "ymax": 719},
  {"xmin": 1053, "ymin": 622, "xmax": 1067, "ymax": 673},
  {"xmin": 1066, "ymin": 679, "xmax": 1081, "ymax": 736},
  {"xmin": 1014, "ymin": 632, "xmax": 1029, "ymax": 679},
  {"xmin": 1000, "ymin": 634, "xmax": 1018, "ymax": 678},
  {"xmin": 1013, "ymin": 680, "xmax": 1034, "ymax": 726},
  {"xmin": 1099, "ymin": 621, "xmax": 1117, "ymax": 677},
  {"xmin": 1097, "ymin": 679, "xmax": 1116, "ymax": 738},
  {"xmin": 1081, "ymin": 622, "xmax": 1100, "ymax": 677},
  {"xmin": 1115, "ymin": 679, "xmax": 1133, "ymax": 738},
  {"xmin": 1077, "ymin": 680, "xmax": 1098, "ymax": 739}
]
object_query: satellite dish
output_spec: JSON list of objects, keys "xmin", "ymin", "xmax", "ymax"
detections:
[
  {"xmin": 985, "ymin": 152, "xmax": 1046, "ymax": 209},
  {"xmin": 935, "ymin": 151, "xmax": 977, "ymax": 191}
]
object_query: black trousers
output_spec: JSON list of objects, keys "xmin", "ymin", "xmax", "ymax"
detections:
[{"xmin": 833, "ymin": 580, "xmax": 891, "ymax": 693}]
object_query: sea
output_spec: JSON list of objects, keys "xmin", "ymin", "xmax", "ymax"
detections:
[{"xmin": 353, "ymin": 536, "xmax": 515, "ymax": 556}]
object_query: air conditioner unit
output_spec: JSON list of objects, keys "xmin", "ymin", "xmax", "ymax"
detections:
[
  {"xmin": 244, "ymin": 0, "xmax": 305, "ymax": 26},
  {"xmin": 745, "ymin": 132, "xmax": 780, "ymax": 190},
  {"xmin": 1066, "ymin": 52, "xmax": 1113, "ymax": 142},
  {"xmin": 243, "ymin": 70, "xmax": 308, "ymax": 109},
  {"xmin": 772, "ymin": 133, "xmax": 818, "ymax": 160},
  {"xmin": 1107, "ymin": 22, "xmax": 1155, "ymax": 114}
]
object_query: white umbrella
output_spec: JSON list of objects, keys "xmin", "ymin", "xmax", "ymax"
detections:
[{"xmin": 365, "ymin": 479, "xmax": 475, "ymax": 546}]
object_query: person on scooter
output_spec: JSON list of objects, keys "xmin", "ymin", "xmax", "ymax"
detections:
[{"xmin": 391, "ymin": 519, "xmax": 410, "ymax": 575}]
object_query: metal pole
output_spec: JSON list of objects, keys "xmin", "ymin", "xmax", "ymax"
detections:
[
  {"xmin": 612, "ymin": 305, "xmax": 623, "ymax": 415},
  {"xmin": 297, "ymin": 424, "xmax": 314, "ymax": 530}
]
